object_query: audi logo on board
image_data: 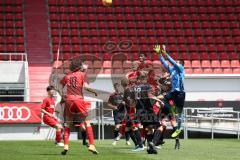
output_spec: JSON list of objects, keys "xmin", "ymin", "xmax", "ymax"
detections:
[{"xmin": 0, "ymin": 106, "xmax": 31, "ymax": 121}]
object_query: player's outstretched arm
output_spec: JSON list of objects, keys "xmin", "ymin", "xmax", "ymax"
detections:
[
  {"xmin": 83, "ymin": 82, "xmax": 98, "ymax": 96},
  {"xmin": 161, "ymin": 45, "xmax": 182, "ymax": 72},
  {"xmin": 153, "ymin": 44, "xmax": 170, "ymax": 72}
]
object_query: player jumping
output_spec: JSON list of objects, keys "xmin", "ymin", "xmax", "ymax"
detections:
[
  {"xmin": 60, "ymin": 59, "xmax": 98, "ymax": 155},
  {"xmin": 154, "ymin": 44, "xmax": 185, "ymax": 149}
]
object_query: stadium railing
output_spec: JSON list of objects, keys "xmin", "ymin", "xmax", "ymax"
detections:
[
  {"xmin": 184, "ymin": 107, "xmax": 240, "ymax": 139},
  {"xmin": 0, "ymin": 52, "xmax": 29, "ymax": 101},
  {"xmin": 0, "ymin": 53, "xmax": 27, "ymax": 61}
]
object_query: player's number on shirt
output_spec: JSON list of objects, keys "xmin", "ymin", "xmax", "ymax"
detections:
[
  {"xmin": 135, "ymin": 87, "xmax": 141, "ymax": 99},
  {"xmin": 69, "ymin": 76, "xmax": 77, "ymax": 88}
]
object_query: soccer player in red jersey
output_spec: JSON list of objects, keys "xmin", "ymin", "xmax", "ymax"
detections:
[
  {"xmin": 60, "ymin": 59, "xmax": 98, "ymax": 155},
  {"xmin": 125, "ymin": 61, "xmax": 139, "ymax": 86},
  {"xmin": 41, "ymin": 86, "xmax": 64, "ymax": 147},
  {"xmin": 137, "ymin": 53, "xmax": 158, "ymax": 94}
]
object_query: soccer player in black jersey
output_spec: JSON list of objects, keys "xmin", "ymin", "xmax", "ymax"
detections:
[
  {"xmin": 133, "ymin": 73, "xmax": 162, "ymax": 154},
  {"xmin": 108, "ymin": 83, "xmax": 131, "ymax": 145}
]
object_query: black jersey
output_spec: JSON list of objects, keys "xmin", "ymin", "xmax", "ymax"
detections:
[
  {"xmin": 123, "ymin": 87, "xmax": 136, "ymax": 114},
  {"xmin": 134, "ymin": 84, "xmax": 152, "ymax": 100},
  {"xmin": 108, "ymin": 92, "xmax": 125, "ymax": 113},
  {"xmin": 134, "ymin": 84, "xmax": 154, "ymax": 113}
]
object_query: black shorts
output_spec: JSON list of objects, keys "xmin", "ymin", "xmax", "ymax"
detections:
[
  {"xmin": 165, "ymin": 91, "xmax": 185, "ymax": 114},
  {"xmin": 113, "ymin": 110, "xmax": 125, "ymax": 125},
  {"xmin": 141, "ymin": 112, "xmax": 160, "ymax": 128},
  {"xmin": 136, "ymin": 99, "xmax": 152, "ymax": 111}
]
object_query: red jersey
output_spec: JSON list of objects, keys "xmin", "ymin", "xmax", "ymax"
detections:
[
  {"xmin": 60, "ymin": 70, "xmax": 88, "ymax": 100},
  {"xmin": 137, "ymin": 60, "xmax": 153, "ymax": 70},
  {"xmin": 41, "ymin": 97, "xmax": 55, "ymax": 115},
  {"xmin": 126, "ymin": 71, "xmax": 138, "ymax": 86},
  {"xmin": 137, "ymin": 61, "xmax": 157, "ymax": 91}
]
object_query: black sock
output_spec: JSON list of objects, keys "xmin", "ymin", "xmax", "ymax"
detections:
[
  {"xmin": 173, "ymin": 126, "xmax": 177, "ymax": 133},
  {"xmin": 159, "ymin": 131, "xmax": 164, "ymax": 142},
  {"xmin": 81, "ymin": 131, "xmax": 87, "ymax": 144},
  {"xmin": 146, "ymin": 134, "xmax": 154, "ymax": 144},
  {"xmin": 153, "ymin": 130, "xmax": 162, "ymax": 145},
  {"xmin": 127, "ymin": 130, "xmax": 137, "ymax": 146},
  {"xmin": 114, "ymin": 129, "xmax": 119, "ymax": 140},
  {"xmin": 134, "ymin": 130, "xmax": 143, "ymax": 148},
  {"xmin": 125, "ymin": 131, "xmax": 130, "ymax": 141}
]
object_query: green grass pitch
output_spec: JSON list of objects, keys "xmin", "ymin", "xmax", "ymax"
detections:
[{"xmin": 0, "ymin": 139, "xmax": 239, "ymax": 160}]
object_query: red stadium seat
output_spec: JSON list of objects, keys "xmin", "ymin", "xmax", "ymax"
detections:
[
  {"xmin": 170, "ymin": 52, "xmax": 179, "ymax": 60},
  {"xmin": 176, "ymin": 37, "xmax": 186, "ymax": 44},
  {"xmin": 233, "ymin": 68, "xmax": 240, "ymax": 74},
  {"xmin": 112, "ymin": 61, "xmax": 122, "ymax": 69},
  {"xmin": 230, "ymin": 60, "xmax": 240, "ymax": 68},
  {"xmin": 221, "ymin": 60, "xmax": 230, "ymax": 68},
  {"xmin": 207, "ymin": 45, "xmax": 216, "ymax": 52},
  {"xmin": 185, "ymin": 68, "xmax": 193, "ymax": 74},
  {"xmin": 213, "ymin": 68, "xmax": 223, "ymax": 74},
  {"xmin": 189, "ymin": 52, "xmax": 199, "ymax": 60},
  {"xmin": 95, "ymin": 69, "xmax": 103, "ymax": 74},
  {"xmin": 211, "ymin": 60, "xmax": 221, "ymax": 68},
  {"xmin": 201, "ymin": 60, "xmax": 211, "ymax": 68},
  {"xmin": 6, "ymin": 37, "xmax": 15, "ymax": 44},
  {"xmin": 178, "ymin": 45, "xmax": 187, "ymax": 52},
  {"xmin": 103, "ymin": 53, "xmax": 111, "ymax": 60},
  {"xmin": 186, "ymin": 37, "xmax": 195, "ymax": 44},
  {"xmin": 193, "ymin": 68, "xmax": 203, "ymax": 74},
  {"xmin": 86, "ymin": 69, "xmax": 94, "ymax": 74},
  {"xmin": 219, "ymin": 52, "xmax": 229, "ymax": 60},
  {"xmin": 113, "ymin": 69, "xmax": 123, "ymax": 74},
  {"xmin": 16, "ymin": 45, "xmax": 24, "ymax": 52},
  {"xmin": 215, "ymin": 37, "xmax": 224, "ymax": 44},
  {"xmin": 179, "ymin": 53, "xmax": 189, "ymax": 60},
  {"xmin": 191, "ymin": 60, "xmax": 201, "ymax": 68},
  {"xmin": 93, "ymin": 61, "xmax": 102, "ymax": 69},
  {"xmin": 184, "ymin": 60, "xmax": 191, "ymax": 68},
  {"xmin": 200, "ymin": 52, "xmax": 209, "ymax": 60},
  {"xmin": 209, "ymin": 52, "xmax": 218, "ymax": 60},
  {"xmin": 223, "ymin": 68, "xmax": 233, "ymax": 74},
  {"xmin": 103, "ymin": 61, "xmax": 112, "ymax": 69},
  {"xmin": 203, "ymin": 68, "xmax": 213, "ymax": 74}
]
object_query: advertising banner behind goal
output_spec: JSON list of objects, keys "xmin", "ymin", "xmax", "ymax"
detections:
[{"xmin": 0, "ymin": 103, "xmax": 41, "ymax": 123}]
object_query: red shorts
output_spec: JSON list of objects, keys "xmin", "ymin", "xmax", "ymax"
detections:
[
  {"xmin": 153, "ymin": 103, "xmax": 160, "ymax": 114},
  {"xmin": 127, "ymin": 107, "xmax": 136, "ymax": 120},
  {"xmin": 65, "ymin": 98, "xmax": 91, "ymax": 119},
  {"xmin": 43, "ymin": 115, "xmax": 60, "ymax": 127}
]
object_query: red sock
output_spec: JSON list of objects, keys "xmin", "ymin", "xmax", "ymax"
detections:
[
  {"xmin": 55, "ymin": 130, "xmax": 62, "ymax": 143},
  {"xmin": 86, "ymin": 126, "xmax": 94, "ymax": 145},
  {"xmin": 141, "ymin": 128, "xmax": 146, "ymax": 139},
  {"xmin": 64, "ymin": 127, "xmax": 70, "ymax": 145}
]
